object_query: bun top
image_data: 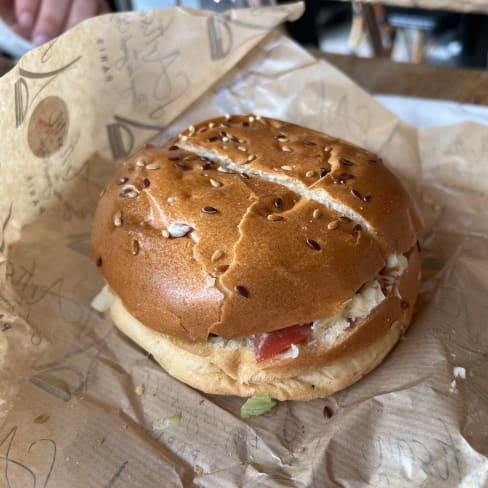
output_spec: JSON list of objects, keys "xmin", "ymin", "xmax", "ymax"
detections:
[{"xmin": 91, "ymin": 115, "xmax": 422, "ymax": 342}]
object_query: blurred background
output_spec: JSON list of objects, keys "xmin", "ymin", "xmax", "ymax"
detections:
[
  {"xmin": 130, "ymin": 0, "xmax": 488, "ymax": 69},
  {"xmin": 0, "ymin": 0, "xmax": 487, "ymax": 69},
  {"xmin": 281, "ymin": 0, "xmax": 488, "ymax": 68}
]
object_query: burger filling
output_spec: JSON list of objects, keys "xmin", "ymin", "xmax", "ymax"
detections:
[
  {"xmin": 209, "ymin": 252, "xmax": 408, "ymax": 361},
  {"xmin": 93, "ymin": 253, "xmax": 408, "ymax": 362}
]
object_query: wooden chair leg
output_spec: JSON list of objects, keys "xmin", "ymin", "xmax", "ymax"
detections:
[
  {"xmin": 412, "ymin": 29, "xmax": 425, "ymax": 63},
  {"xmin": 360, "ymin": 2, "xmax": 387, "ymax": 57}
]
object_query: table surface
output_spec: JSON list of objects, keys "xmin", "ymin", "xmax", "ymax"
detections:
[
  {"xmin": 318, "ymin": 52, "xmax": 488, "ymax": 105},
  {"xmin": 2, "ymin": 52, "xmax": 487, "ymax": 105}
]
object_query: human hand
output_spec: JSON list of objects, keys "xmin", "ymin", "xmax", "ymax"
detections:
[{"xmin": 0, "ymin": 0, "xmax": 110, "ymax": 46}]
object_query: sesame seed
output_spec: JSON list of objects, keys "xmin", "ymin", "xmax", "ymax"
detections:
[
  {"xmin": 234, "ymin": 285, "xmax": 249, "ymax": 298},
  {"xmin": 334, "ymin": 174, "xmax": 353, "ymax": 185},
  {"xmin": 96, "ymin": 257, "xmax": 102, "ymax": 267},
  {"xmin": 305, "ymin": 170, "xmax": 315, "ymax": 178},
  {"xmin": 237, "ymin": 145, "xmax": 247, "ymax": 152},
  {"xmin": 363, "ymin": 194, "xmax": 372, "ymax": 202},
  {"xmin": 248, "ymin": 115, "xmax": 255, "ymax": 123},
  {"xmin": 351, "ymin": 189, "xmax": 362, "ymax": 200},
  {"xmin": 113, "ymin": 211, "xmax": 123, "ymax": 226},
  {"xmin": 313, "ymin": 209, "xmax": 321, "ymax": 219},
  {"xmin": 120, "ymin": 185, "xmax": 139, "ymax": 198},
  {"xmin": 241, "ymin": 172, "xmax": 250, "ymax": 179},
  {"xmin": 281, "ymin": 165, "xmax": 293, "ymax": 171},
  {"xmin": 117, "ymin": 177, "xmax": 128, "ymax": 185},
  {"xmin": 275, "ymin": 134, "xmax": 288, "ymax": 142},
  {"xmin": 274, "ymin": 197, "xmax": 283, "ymax": 208},
  {"xmin": 221, "ymin": 136, "xmax": 229, "ymax": 143},
  {"xmin": 217, "ymin": 166, "xmax": 235, "ymax": 174},
  {"xmin": 167, "ymin": 197, "xmax": 176, "ymax": 205},
  {"xmin": 135, "ymin": 158, "xmax": 146, "ymax": 167},
  {"xmin": 225, "ymin": 113, "xmax": 231, "ymax": 120},
  {"xmin": 131, "ymin": 240, "xmax": 140, "ymax": 256},
  {"xmin": 174, "ymin": 162, "xmax": 191, "ymax": 171},
  {"xmin": 340, "ymin": 158, "xmax": 354, "ymax": 166},
  {"xmin": 246, "ymin": 154, "xmax": 256, "ymax": 163},
  {"xmin": 211, "ymin": 249, "xmax": 224, "ymax": 262},
  {"xmin": 208, "ymin": 122, "xmax": 215, "ymax": 128},
  {"xmin": 202, "ymin": 206, "xmax": 218, "ymax": 214},
  {"xmin": 323, "ymin": 406, "xmax": 333, "ymax": 418},
  {"xmin": 142, "ymin": 178, "xmax": 150, "ymax": 188},
  {"xmin": 267, "ymin": 214, "xmax": 284, "ymax": 221},
  {"xmin": 198, "ymin": 127, "xmax": 208, "ymax": 133},
  {"xmin": 179, "ymin": 135, "xmax": 189, "ymax": 141},
  {"xmin": 168, "ymin": 222, "xmax": 192, "ymax": 238},
  {"xmin": 306, "ymin": 239, "xmax": 321, "ymax": 251},
  {"xmin": 188, "ymin": 125, "xmax": 195, "ymax": 135},
  {"xmin": 281, "ymin": 146, "xmax": 293, "ymax": 152},
  {"xmin": 146, "ymin": 163, "xmax": 160, "ymax": 170},
  {"xmin": 328, "ymin": 220, "xmax": 339, "ymax": 230},
  {"xmin": 168, "ymin": 145, "xmax": 178, "ymax": 151},
  {"xmin": 161, "ymin": 229, "xmax": 170, "ymax": 238},
  {"xmin": 339, "ymin": 216, "xmax": 351, "ymax": 223},
  {"xmin": 319, "ymin": 167, "xmax": 330, "ymax": 178},
  {"xmin": 304, "ymin": 140, "xmax": 316, "ymax": 146},
  {"xmin": 401, "ymin": 300, "xmax": 410, "ymax": 309},
  {"xmin": 255, "ymin": 115, "xmax": 262, "ymax": 121},
  {"xmin": 201, "ymin": 161, "xmax": 212, "ymax": 170},
  {"xmin": 209, "ymin": 178, "xmax": 223, "ymax": 188}
]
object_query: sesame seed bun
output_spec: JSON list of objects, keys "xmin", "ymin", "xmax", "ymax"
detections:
[{"xmin": 91, "ymin": 115, "xmax": 423, "ymax": 400}]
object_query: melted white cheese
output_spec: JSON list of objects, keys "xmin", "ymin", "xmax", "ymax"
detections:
[{"xmin": 312, "ymin": 280, "xmax": 385, "ymax": 346}]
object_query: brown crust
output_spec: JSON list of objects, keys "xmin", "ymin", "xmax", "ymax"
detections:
[{"xmin": 91, "ymin": 115, "xmax": 423, "ymax": 343}]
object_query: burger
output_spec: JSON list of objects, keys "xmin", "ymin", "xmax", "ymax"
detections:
[{"xmin": 91, "ymin": 114, "xmax": 423, "ymax": 401}]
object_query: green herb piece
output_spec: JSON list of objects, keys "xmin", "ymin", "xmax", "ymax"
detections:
[{"xmin": 240, "ymin": 393, "xmax": 276, "ymax": 418}]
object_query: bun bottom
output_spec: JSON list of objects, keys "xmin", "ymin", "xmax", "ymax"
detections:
[{"xmin": 110, "ymin": 295, "xmax": 414, "ymax": 401}]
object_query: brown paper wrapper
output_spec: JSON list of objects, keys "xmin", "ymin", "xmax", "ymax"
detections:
[{"xmin": 0, "ymin": 4, "xmax": 487, "ymax": 487}]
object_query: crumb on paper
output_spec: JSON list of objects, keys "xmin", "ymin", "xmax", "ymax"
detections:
[
  {"xmin": 453, "ymin": 366, "xmax": 466, "ymax": 379},
  {"xmin": 34, "ymin": 414, "xmax": 50, "ymax": 424},
  {"xmin": 152, "ymin": 412, "xmax": 182, "ymax": 431},
  {"xmin": 135, "ymin": 384, "xmax": 145, "ymax": 396},
  {"xmin": 449, "ymin": 379, "xmax": 457, "ymax": 394},
  {"xmin": 97, "ymin": 437, "xmax": 105, "ymax": 446},
  {"xmin": 193, "ymin": 465, "xmax": 204, "ymax": 476}
]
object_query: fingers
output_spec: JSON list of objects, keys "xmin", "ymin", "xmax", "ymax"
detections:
[
  {"xmin": 31, "ymin": 0, "xmax": 72, "ymax": 45},
  {"xmin": 97, "ymin": 0, "xmax": 110, "ymax": 15},
  {"xmin": 15, "ymin": 0, "xmax": 40, "ymax": 30},
  {"xmin": 0, "ymin": 1, "xmax": 17, "ymax": 24},
  {"xmin": 65, "ymin": 0, "xmax": 97, "ymax": 30}
]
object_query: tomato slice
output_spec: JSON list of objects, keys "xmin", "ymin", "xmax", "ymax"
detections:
[{"xmin": 254, "ymin": 323, "xmax": 312, "ymax": 362}]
